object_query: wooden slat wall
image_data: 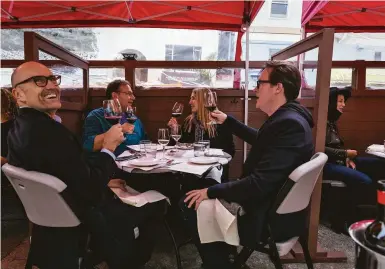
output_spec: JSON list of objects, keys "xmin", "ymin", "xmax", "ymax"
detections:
[{"xmin": 338, "ymin": 96, "xmax": 385, "ymax": 154}]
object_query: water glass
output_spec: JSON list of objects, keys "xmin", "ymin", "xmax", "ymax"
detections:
[
  {"xmin": 194, "ymin": 143, "xmax": 205, "ymax": 157},
  {"xmin": 198, "ymin": 140, "xmax": 210, "ymax": 154},
  {"xmin": 140, "ymin": 140, "xmax": 151, "ymax": 154},
  {"xmin": 145, "ymin": 143, "xmax": 158, "ymax": 159}
]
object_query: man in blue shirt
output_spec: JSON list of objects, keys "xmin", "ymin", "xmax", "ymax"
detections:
[{"xmin": 83, "ymin": 79, "xmax": 146, "ymax": 156}]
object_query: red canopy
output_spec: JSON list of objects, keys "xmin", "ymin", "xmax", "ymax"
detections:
[
  {"xmin": 1, "ymin": 1, "xmax": 263, "ymax": 31},
  {"xmin": 302, "ymin": 1, "xmax": 385, "ymax": 33}
]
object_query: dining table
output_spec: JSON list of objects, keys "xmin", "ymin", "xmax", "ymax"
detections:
[
  {"xmin": 115, "ymin": 145, "xmax": 232, "ymax": 183},
  {"xmin": 366, "ymin": 144, "xmax": 385, "ymax": 159}
]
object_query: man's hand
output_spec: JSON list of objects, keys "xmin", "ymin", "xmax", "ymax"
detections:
[
  {"xmin": 122, "ymin": 123, "xmax": 135, "ymax": 134},
  {"xmin": 210, "ymin": 110, "xmax": 227, "ymax": 124},
  {"xmin": 103, "ymin": 124, "xmax": 124, "ymax": 152},
  {"xmin": 184, "ymin": 188, "xmax": 208, "ymax": 210},
  {"xmin": 346, "ymin": 149, "xmax": 358, "ymax": 159},
  {"xmin": 346, "ymin": 159, "xmax": 356, "ymax": 170},
  {"xmin": 108, "ymin": 179, "xmax": 127, "ymax": 191}
]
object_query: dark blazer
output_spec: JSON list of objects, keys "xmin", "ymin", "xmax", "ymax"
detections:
[
  {"xmin": 207, "ymin": 101, "xmax": 314, "ymax": 248},
  {"xmin": 7, "ymin": 108, "xmax": 118, "ymax": 268},
  {"xmin": 7, "ymin": 108, "xmax": 117, "ymax": 219}
]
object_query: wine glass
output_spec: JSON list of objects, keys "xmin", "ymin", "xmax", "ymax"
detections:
[
  {"xmin": 171, "ymin": 102, "xmax": 184, "ymax": 119},
  {"xmin": 158, "ymin": 128, "xmax": 170, "ymax": 160},
  {"xmin": 103, "ymin": 99, "xmax": 123, "ymax": 124},
  {"xmin": 126, "ymin": 106, "xmax": 137, "ymax": 124},
  {"xmin": 204, "ymin": 91, "xmax": 217, "ymax": 125},
  {"xmin": 170, "ymin": 124, "xmax": 182, "ymax": 149}
]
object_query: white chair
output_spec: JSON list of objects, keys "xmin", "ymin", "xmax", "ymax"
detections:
[
  {"xmin": 1, "ymin": 163, "xmax": 84, "ymax": 268},
  {"xmin": 234, "ymin": 152, "xmax": 328, "ymax": 269}
]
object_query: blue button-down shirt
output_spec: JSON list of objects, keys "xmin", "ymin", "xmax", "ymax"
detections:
[{"xmin": 83, "ymin": 107, "xmax": 146, "ymax": 156}]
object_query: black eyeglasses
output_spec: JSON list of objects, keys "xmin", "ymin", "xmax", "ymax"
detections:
[
  {"xmin": 14, "ymin": 75, "xmax": 61, "ymax": 88},
  {"xmin": 256, "ymin": 80, "xmax": 271, "ymax": 89}
]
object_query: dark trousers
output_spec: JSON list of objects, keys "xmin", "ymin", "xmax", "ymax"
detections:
[
  {"xmin": 28, "ymin": 198, "xmax": 165, "ymax": 269},
  {"xmin": 323, "ymin": 156, "xmax": 385, "ymax": 223},
  {"xmin": 179, "ymin": 199, "xmax": 236, "ymax": 269},
  {"xmin": 85, "ymin": 198, "xmax": 166, "ymax": 269}
]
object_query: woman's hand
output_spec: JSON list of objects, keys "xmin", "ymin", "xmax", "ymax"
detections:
[
  {"xmin": 346, "ymin": 149, "xmax": 358, "ymax": 159},
  {"xmin": 184, "ymin": 188, "xmax": 209, "ymax": 210},
  {"xmin": 210, "ymin": 110, "xmax": 227, "ymax": 124},
  {"xmin": 346, "ymin": 159, "xmax": 356, "ymax": 170},
  {"xmin": 108, "ymin": 179, "xmax": 127, "ymax": 191},
  {"xmin": 167, "ymin": 117, "xmax": 178, "ymax": 128}
]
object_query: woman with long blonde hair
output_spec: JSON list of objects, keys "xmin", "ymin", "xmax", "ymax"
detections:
[{"xmin": 168, "ymin": 88, "xmax": 235, "ymax": 181}]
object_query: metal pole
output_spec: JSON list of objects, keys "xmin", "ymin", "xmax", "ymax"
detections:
[{"xmin": 243, "ymin": 24, "xmax": 250, "ymax": 162}]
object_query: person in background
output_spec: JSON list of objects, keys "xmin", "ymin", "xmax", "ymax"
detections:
[
  {"xmin": 181, "ymin": 61, "xmax": 314, "ymax": 269},
  {"xmin": 1, "ymin": 88, "xmax": 17, "ymax": 166},
  {"xmin": 323, "ymin": 86, "xmax": 385, "ymax": 230},
  {"xmin": 168, "ymin": 88, "xmax": 235, "ymax": 183},
  {"xmin": 83, "ymin": 79, "xmax": 146, "ymax": 156}
]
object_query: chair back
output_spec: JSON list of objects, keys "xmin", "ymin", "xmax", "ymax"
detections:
[
  {"xmin": 2, "ymin": 163, "xmax": 80, "ymax": 227},
  {"xmin": 276, "ymin": 152, "xmax": 328, "ymax": 214}
]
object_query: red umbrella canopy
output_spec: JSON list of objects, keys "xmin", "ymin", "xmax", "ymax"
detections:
[
  {"xmin": 302, "ymin": 1, "xmax": 385, "ymax": 33},
  {"xmin": 1, "ymin": 1, "xmax": 264, "ymax": 31}
]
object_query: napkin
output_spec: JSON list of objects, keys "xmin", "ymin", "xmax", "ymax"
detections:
[
  {"xmin": 367, "ymin": 144, "xmax": 385, "ymax": 152},
  {"xmin": 111, "ymin": 185, "xmax": 170, "ymax": 207},
  {"xmin": 197, "ymin": 199, "xmax": 240, "ymax": 246}
]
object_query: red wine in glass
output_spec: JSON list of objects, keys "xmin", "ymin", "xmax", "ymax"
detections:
[
  {"xmin": 171, "ymin": 112, "xmax": 182, "ymax": 118},
  {"xmin": 105, "ymin": 116, "xmax": 122, "ymax": 125},
  {"xmin": 104, "ymin": 99, "xmax": 123, "ymax": 125},
  {"xmin": 127, "ymin": 117, "xmax": 137, "ymax": 124},
  {"xmin": 205, "ymin": 106, "xmax": 217, "ymax": 112}
]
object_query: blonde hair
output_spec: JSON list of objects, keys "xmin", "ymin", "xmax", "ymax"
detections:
[{"xmin": 184, "ymin": 88, "xmax": 217, "ymax": 138}]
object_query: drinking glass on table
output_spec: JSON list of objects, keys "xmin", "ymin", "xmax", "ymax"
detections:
[
  {"xmin": 171, "ymin": 102, "xmax": 184, "ymax": 119},
  {"xmin": 170, "ymin": 124, "xmax": 182, "ymax": 149},
  {"xmin": 203, "ymin": 91, "xmax": 217, "ymax": 125},
  {"xmin": 198, "ymin": 139, "xmax": 210, "ymax": 155},
  {"xmin": 103, "ymin": 99, "xmax": 123, "ymax": 124},
  {"xmin": 158, "ymin": 128, "xmax": 170, "ymax": 161}
]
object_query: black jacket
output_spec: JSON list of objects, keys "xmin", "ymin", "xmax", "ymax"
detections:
[
  {"xmin": 207, "ymin": 101, "xmax": 314, "ymax": 248},
  {"xmin": 325, "ymin": 121, "xmax": 347, "ymax": 165},
  {"xmin": 7, "ymin": 108, "xmax": 117, "ymax": 219}
]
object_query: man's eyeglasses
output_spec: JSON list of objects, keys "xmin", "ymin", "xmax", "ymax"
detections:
[
  {"xmin": 14, "ymin": 75, "xmax": 61, "ymax": 88},
  {"xmin": 118, "ymin": 91, "xmax": 135, "ymax": 98},
  {"xmin": 256, "ymin": 80, "xmax": 271, "ymax": 89}
]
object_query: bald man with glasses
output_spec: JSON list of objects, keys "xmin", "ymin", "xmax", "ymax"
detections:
[{"xmin": 7, "ymin": 62, "xmax": 165, "ymax": 269}]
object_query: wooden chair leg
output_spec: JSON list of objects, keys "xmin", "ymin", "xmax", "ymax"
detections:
[
  {"xmin": 267, "ymin": 238, "xmax": 283, "ymax": 269},
  {"xmin": 298, "ymin": 235, "xmax": 314, "ymax": 269}
]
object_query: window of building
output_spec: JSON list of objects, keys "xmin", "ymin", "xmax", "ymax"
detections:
[
  {"xmin": 269, "ymin": 48, "xmax": 281, "ymax": 59},
  {"xmin": 374, "ymin": 51, "xmax": 382, "ymax": 61},
  {"xmin": 165, "ymin": 45, "xmax": 202, "ymax": 61},
  {"xmin": 270, "ymin": 0, "xmax": 289, "ymax": 18}
]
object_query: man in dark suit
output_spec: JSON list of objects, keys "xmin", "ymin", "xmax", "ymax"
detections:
[
  {"xmin": 8, "ymin": 61, "xmax": 164, "ymax": 269},
  {"xmin": 182, "ymin": 61, "xmax": 314, "ymax": 269}
]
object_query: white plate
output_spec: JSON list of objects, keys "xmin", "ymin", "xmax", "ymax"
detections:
[
  {"xmin": 189, "ymin": 157, "xmax": 218, "ymax": 165},
  {"xmin": 127, "ymin": 158, "xmax": 159, "ymax": 167}
]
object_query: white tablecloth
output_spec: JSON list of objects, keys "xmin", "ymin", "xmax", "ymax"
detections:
[
  {"xmin": 366, "ymin": 144, "xmax": 385, "ymax": 159},
  {"xmin": 116, "ymin": 149, "xmax": 232, "ymax": 183}
]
